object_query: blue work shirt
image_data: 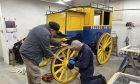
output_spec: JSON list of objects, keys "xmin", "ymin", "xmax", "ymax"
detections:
[
  {"xmin": 75, "ymin": 44, "xmax": 103, "ymax": 84},
  {"xmin": 75, "ymin": 44, "xmax": 94, "ymax": 80}
]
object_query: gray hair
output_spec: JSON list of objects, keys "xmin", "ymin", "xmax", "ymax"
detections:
[{"xmin": 71, "ymin": 40, "xmax": 83, "ymax": 48}]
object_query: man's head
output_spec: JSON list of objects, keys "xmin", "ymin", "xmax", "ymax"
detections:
[
  {"xmin": 49, "ymin": 21, "xmax": 60, "ymax": 36},
  {"xmin": 71, "ymin": 40, "xmax": 83, "ymax": 51}
]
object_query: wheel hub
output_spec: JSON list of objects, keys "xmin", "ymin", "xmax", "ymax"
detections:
[{"xmin": 105, "ymin": 47, "xmax": 110, "ymax": 52}]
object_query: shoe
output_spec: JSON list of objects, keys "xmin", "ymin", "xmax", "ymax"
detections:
[
  {"xmin": 92, "ymin": 74, "xmax": 103, "ymax": 79},
  {"xmin": 101, "ymin": 75, "xmax": 107, "ymax": 84}
]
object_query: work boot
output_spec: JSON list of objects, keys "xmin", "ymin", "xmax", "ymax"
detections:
[
  {"xmin": 101, "ymin": 75, "xmax": 107, "ymax": 84},
  {"xmin": 93, "ymin": 74, "xmax": 107, "ymax": 84}
]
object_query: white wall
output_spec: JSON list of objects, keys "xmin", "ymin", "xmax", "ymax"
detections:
[
  {"xmin": 111, "ymin": 0, "xmax": 140, "ymax": 52},
  {"xmin": 0, "ymin": 3, "xmax": 7, "ymax": 61},
  {"xmin": 0, "ymin": 0, "xmax": 66, "ymax": 64},
  {"xmin": 1, "ymin": 0, "xmax": 66, "ymax": 39}
]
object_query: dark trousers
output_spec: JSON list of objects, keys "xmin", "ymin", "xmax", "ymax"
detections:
[{"xmin": 80, "ymin": 77, "xmax": 103, "ymax": 84}]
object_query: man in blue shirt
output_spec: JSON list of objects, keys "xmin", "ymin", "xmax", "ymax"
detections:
[{"xmin": 68, "ymin": 40, "xmax": 106, "ymax": 84}]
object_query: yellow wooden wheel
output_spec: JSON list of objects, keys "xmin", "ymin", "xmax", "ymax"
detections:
[
  {"xmin": 51, "ymin": 46, "xmax": 79, "ymax": 83},
  {"xmin": 97, "ymin": 33, "xmax": 113, "ymax": 65}
]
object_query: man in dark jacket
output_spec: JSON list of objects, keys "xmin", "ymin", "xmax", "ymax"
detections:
[
  {"xmin": 20, "ymin": 22, "xmax": 66, "ymax": 84},
  {"xmin": 68, "ymin": 40, "xmax": 106, "ymax": 84}
]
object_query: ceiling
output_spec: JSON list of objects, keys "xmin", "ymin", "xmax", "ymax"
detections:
[{"xmin": 40, "ymin": 0, "xmax": 74, "ymax": 6}]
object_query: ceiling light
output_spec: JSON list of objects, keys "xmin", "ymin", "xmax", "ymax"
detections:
[
  {"xmin": 63, "ymin": 0, "xmax": 72, "ymax": 2},
  {"xmin": 56, "ymin": 0, "xmax": 65, "ymax": 5}
]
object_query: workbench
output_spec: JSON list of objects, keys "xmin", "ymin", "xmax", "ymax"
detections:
[
  {"xmin": 108, "ymin": 72, "xmax": 140, "ymax": 84},
  {"xmin": 118, "ymin": 45, "xmax": 140, "ymax": 76}
]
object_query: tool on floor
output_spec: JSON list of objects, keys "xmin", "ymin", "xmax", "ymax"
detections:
[{"xmin": 42, "ymin": 73, "xmax": 54, "ymax": 83}]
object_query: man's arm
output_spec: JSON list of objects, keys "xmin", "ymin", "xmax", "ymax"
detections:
[
  {"xmin": 50, "ymin": 39, "xmax": 61, "ymax": 46},
  {"xmin": 34, "ymin": 30, "xmax": 54, "ymax": 57},
  {"xmin": 75, "ymin": 51, "xmax": 91, "ymax": 69}
]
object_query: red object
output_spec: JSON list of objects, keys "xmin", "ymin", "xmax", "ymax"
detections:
[{"xmin": 42, "ymin": 73, "xmax": 54, "ymax": 82}]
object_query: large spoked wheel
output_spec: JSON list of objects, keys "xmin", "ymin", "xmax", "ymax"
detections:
[
  {"xmin": 51, "ymin": 46, "xmax": 79, "ymax": 84},
  {"xmin": 97, "ymin": 33, "xmax": 113, "ymax": 65}
]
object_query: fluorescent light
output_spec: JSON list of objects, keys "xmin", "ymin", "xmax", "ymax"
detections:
[
  {"xmin": 63, "ymin": 0, "xmax": 72, "ymax": 2},
  {"xmin": 57, "ymin": 0, "xmax": 65, "ymax": 5}
]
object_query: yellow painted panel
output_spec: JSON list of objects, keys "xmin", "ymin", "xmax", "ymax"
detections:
[
  {"xmin": 66, "ymin": 12, "xmax": 84, "ymax": 31},
  {"xmin": 83, "ymin": 8, "xmax": 94, "ymax": 26},
  {"xmin": 69, "ymin": 7, "xmax": 94, "ymax": 26},
  {"xmin": 109, "ymin": 12, "xmax": 113, "ymax": 25},
  {"xmin": 47, "ymin": 12, "xmax": 66, "ymax": 34}
]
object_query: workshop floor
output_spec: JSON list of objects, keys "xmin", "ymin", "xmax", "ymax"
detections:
[{"xmin": 0, "ymin": 55, "xmax": 139, "ymax": 84}]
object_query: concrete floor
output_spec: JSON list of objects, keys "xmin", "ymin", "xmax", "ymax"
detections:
[{"xmin": 0, "ymin": 55, "xmax": 139, "ymax": 84}]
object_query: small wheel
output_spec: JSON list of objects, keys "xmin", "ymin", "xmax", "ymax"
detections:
[
  {"xmin": 97, "ymin": 33, "xmax": 113, "ymax": 64},
  {"xmin": 51, "ymin": 46, "xmax": 79, "ymax": 83}
]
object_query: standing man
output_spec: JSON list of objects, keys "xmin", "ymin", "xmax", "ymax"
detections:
[
  {"xmin": 68, "ymin": 40, "xmax": 106, "ymax": 84},
  {"xmin": 20, "ymin": 22, "xmax": 66, "ymax": 84}
]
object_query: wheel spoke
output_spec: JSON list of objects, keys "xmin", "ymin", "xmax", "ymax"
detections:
[
  {"xmin": 103, "ymin": 52, "xmax": 106, "ymax": 61},
  {"xmin": 59, "ymin": 68, "xmax": 66, "ymax": 80},
  {"xmin": 74, "ymin": 67, "xmax": 79, "ymax": 71},
  {"xmin": 70, "ymin": 51, "xmax": 76, "ymax": 57},
  {"xmin": 105, "ymin": 35, "xmax": 108, "ymax": 42},
  {"xmin": 99, "ymin": 52, "xmax": 103, "ymax": 62},
  {"xmin": 54, "ymin": 64, "xmax": 64, "ymax": 67},
  {"xmin": 99, "ymin": 45, "xmax": 103, "ymax": 50},
  {"xmin": 102, "ymin": 39, "xmax": 106, "ymax": 48},
  {"xmin": 101, "ymin": 54, "xmax": 105, "ymax": 62},
  {"xmin": 104, "ymin": 37, "xmax": 109, "ymax": 46},
  {"xmin": 67, "ymin": 49, "xmax": 71, "ymax": 59},
  {"xmin": 69, "ymin": 69, "xmax": 73, "ymax": 75},
  {"xmin": 65, "ymin": 69, "xmax": 68, "ymax": 80},
  {"xmin": 106, "ymin": 41, "xmax": 111, "ymax": 47},
  {"xmin": 56, "ymin": 57, "xmax": 64, "ymax": 62},
  {"xmin": 103, "ymin": 37, "xmax": 107, "ymax": 44},
  {"xmin": 54, "ymin": 67, "xmax": 64, "ymax": 75},
  {"xmin": 62, "ymin": 52, "xmax": 66, "ymax": 57},
  {"xmin": 106, "ymin": 37, "xmax": 111, "ymax": 43},
  {"xmin": 98, "ymin": 50, "xmax": 103, "ymax": 57}
]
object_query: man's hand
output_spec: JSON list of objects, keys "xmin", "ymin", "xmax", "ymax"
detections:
[
  {"xmin": 61, "ymin": 43, "xmax": 68, "ymax": 47},
  {"xmin": 50, "ymin": 54, "xmax": 56, "ymax": 60},
  {"xmin": 69, "ymin": 58, "xmax": 75, "ymax": 65},
  {"xmin": 67, "ymin": 58, "xmax": 75, "ymax": 70}
]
